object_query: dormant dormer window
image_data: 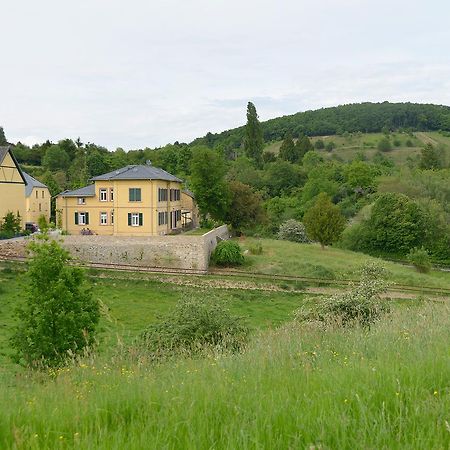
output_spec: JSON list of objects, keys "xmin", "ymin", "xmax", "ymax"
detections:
[
  {"xmin": 110, "ymin": 188, "xmax": 114, "ymax": 201},
  {"xmin": 100, "ymin": 188, "xmax": 108, "ymax": 202},
  {"xmin": 78, "ymin": 197, "xmax": 86, "ymax": 205}
]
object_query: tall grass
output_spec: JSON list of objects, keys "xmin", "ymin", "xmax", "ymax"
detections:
[{"xmin": 1, "ymin": 303, "xmax": 449, "ymax": 449}]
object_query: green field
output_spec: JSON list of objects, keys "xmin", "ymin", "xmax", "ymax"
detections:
[
  {"xmin": 1, "ymin": 240, "xmax": 449, "ymax": 449},
  {"xmin": 238, "ymin": 239, "xmax": 450, "ymax": 290},
  {"xmin": 263, "ymin": 131, "xmax": 450, "ymax": 164}
]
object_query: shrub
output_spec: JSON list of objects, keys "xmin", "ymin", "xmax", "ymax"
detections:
[
  {"xmin": 294, "ymin": 262, "xmax": 390, "ymax": 328},
  {"xmin": 37, "ymin": 214, "xmax": 49, "ymax": 232},
  {"xmin": 0, "ymin": 211, "xmax": 21, "ymax": 235},
  {"xmin": 405, "ymin": 139, "xmax": 414, "ymax": 147},
  {"xmin": 248, "ymin": 240, "xmax": 263, "ymax": 255},
  {"xmin": 277, "ymin": 219, "xmax": 310, "ymax": 243},
  {"xmin": 211, "ymin": 240, "xmax": 244, "ymax": 266},
  {"xmin": 325, "ymin": 141, "xmax": 335, "ymax": 152},
  {"xmin": 10, "ymin": 238, "xmax": 100, "ymax": 368},
  {"xmin": 314, "ymin": 139, "xmax": 325, "ymax": 150},
  {"xmin": 377, "ymin": 137, "xmax": 392, "ymax": 152},
  {"xmin": 140, "ymin": 296, "xmax": 249, "ymax": 357},
  {"xmin": 407, "ymin": 247, "xmax": 432, "ymax": 273}
]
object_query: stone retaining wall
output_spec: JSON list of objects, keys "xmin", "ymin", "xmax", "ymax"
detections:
[{"xmin": 0, "ymin": 226, "xmax": 231, "ymax": 272}]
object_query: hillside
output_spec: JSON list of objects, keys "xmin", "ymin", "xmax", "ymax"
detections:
[{"xmin": 192, "ymin": 102, "xmax": 450, "ymax": 151}]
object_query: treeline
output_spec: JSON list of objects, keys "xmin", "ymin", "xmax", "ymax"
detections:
[{"xmin": 192, "ymin": 102, "xmax": 450, "ymax": 152}]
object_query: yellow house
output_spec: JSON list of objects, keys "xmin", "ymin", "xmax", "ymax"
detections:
[
  {"xmin": 0, "ymin": 146, "xmax": 26, "ymax": 226},
  {"xmin": 56, "ymin": 164, "xmax": 195, "ymax": 236},
  {"xmin": 23, "ymin": 171, "xmax": 51, "ymax": 224},
  {"xmin": 181, "ymin": 189, "xmax": 199, "ymax": 229}
]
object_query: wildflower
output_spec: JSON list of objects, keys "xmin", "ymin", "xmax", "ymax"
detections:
[
  {"xmin": 395, "ymin": 392, "xmax": 400, "ymax": 396},
  {"xmin": 433, "ymin": 390, "xmax": 438, "ymax": 396},
  {"xmin": 344, "ymin": 399, "xmax": 348, "ymax": 403}
]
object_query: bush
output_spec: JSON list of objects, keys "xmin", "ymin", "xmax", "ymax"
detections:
[
  {"xmin": 377, "ymin": 137, "xmax": 392, "ymax": 152},
  {"xmin": 314, "ymin": 139, "xmax": 325, "ymax": 150},
  {"xmin": 211, "ymin": 240, "xmax": 244, "ymax": 266},
  {"xmin": 10, "ymin": 238, "xmax": 100, "ymax": 368},
  {"xmin": 407, "ymin": 247, "xmax": 432, "ymax": 273},
  {"xmin": 325, "ymin": 141, "xmax": 335, "ymax": 152},
  {"xmin": 405, "ymin": 139, "xmax": 414, "ymax": 147},
  {"xmin": 140, "ymin": 296, "xmax": 249, "ymax": 357},
  {"xmin": 294, "ymin": 262, "xmax": 390, "ymax": 328},
  {"xmin": 277, "ymin": 219, "xmax": 310, "ymax": 243},
  {"xmin": 0, "ymin": 211, "xmax": 21, "ymax": 235},
  {"xmin": 37, "ymin": 214, "xmax": 49, "ymax": 232},
  {"xmin": 248, "ymin": 240, "xmax": 263, "ymax": 255}
]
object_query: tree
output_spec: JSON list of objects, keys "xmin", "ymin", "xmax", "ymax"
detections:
[
  {"xmin": 43, "ymin": 172, "xmax": 62, "ymax": 222},
  {"xmin": 243, "ymin": 102, "xmax": 264, "ymax": 167},
  {"xmin": 419, "ymin": 144, "xmax": 441, "ymax": 170},
  {"xmin": 87, "ymin": 149, "xmax": 110, "ymax": 177},
  {"xmin": 279, "ymin": 134, "xmax": 299, "ymax": 163},
  {"xmin": 263, "ymin": 160, "xmax": 306, "ymax": 197},
  {"xmin": 190, "ymin": 146, "xmax": 230, "ymax": 221},
  {"xmin": 225, "ymin": 181, "xmax": 265, "ymax": 233},
  {"xmin": 42, "ymin": 145, "xmax": 70, "ymax": 171},
  {"xmin": 303, "ymin": 193, "xmax": 346, "ymax": 249},
  {"xmin": 0, "ymin": 126, "xmax": 7, "ymax": 145},
  {"xmin": 11, "ymin": 238, "xmax": 100, "ymax": 367},
  {"xmin": 295, "ymin": 135, "xmax": 313, "ymax": 161}
]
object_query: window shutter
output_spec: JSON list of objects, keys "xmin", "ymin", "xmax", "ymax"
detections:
[
  {"xmin": 85, "ymin": 212, "xmax": 89, "ymax": 225},
  {"xmin": 75, "ymin": 212, "xmax": 79, "ymax": 225},
  {"xmin": 137, "ymin": 189, "xmax": 141, "ymax": 201},
  {"xmin": 128, "ymin": 213, "xmax": 132, "ymax": 226},
  {"xmin": 139, "ymin": 213, "xmax": 143, "ymax": 226}
]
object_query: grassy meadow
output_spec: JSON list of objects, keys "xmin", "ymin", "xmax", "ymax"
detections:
[
  {"xmin": 0, "ymin": 301, "xmax": 448, "ymax": 449},
  {"xmin": 0, "ymin": 239, "xmax": 449, "ymax": 449},
  {"xmin": 263, "ymin": 131, "xmax": 450, "ymax": 164},
  {"xmin": 238, "ymin": 238, "xmax": 450, "ymax": 290}
]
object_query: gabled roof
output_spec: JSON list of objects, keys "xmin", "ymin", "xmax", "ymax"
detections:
[
  {"xmin": 58, "ymin": 184, "xmax": 95, "ymax": 197},
  {"xmin": 89, "ymin": 164, "xmax": 182, "ymax": 182},
  {"xmin": 0, "ymin": 145, "xmax": 27, "ymax": 185},
  {"xmin": 23, "ymin": 171, "xmax": 48, "ymax": 197}
]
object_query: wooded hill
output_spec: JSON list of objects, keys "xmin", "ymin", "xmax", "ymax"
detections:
[{"xmin": 193, "ymin": 102, "xmax": 450, "ymax": 151}]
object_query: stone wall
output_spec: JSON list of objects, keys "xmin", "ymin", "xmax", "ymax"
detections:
[{"xmin": 58, "ymin": 225, "xmax": 230, "ymax": 273}]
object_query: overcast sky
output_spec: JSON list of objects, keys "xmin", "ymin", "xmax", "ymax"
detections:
[{"xmin": 1, "ymin": 0, "xmax": 449, "ymax": 150}]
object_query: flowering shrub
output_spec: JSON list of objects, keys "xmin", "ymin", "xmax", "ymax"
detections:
[
  {"xmin": 277, "ymin": 220, "xmax": 310, "ymax": 243},
  {"xmin": 294, "ymin": 262, "xmax": 391, "ymax": 327}
]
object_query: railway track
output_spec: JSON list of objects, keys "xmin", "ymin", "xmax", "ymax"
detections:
[{"xmin": 1, "ymin": 255, "xmax": 449, "ymax": 298}]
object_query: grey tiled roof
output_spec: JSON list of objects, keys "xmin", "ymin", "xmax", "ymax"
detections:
[
  {"xmin": 23, "ymin": 171, "xmax": 48, "ymax": 197},
  {"xmin": 182, "ymin": 189, "xmax": 195, "ymax": 198},
  {"xmin": 58, "ymin": 184, "xmax": 95, "ymax": 197},
  {"xmin": 0, "ymin": 145, "xmax": 27, "ymax": 184},
  {"xmin": 89, "ymin": 165, "xmax": 182, "ymax": 182}
]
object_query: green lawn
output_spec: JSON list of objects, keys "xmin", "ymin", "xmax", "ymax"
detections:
[{"xmin": 238, "ymin": 238, "xmax": 450, "ymax": 290}]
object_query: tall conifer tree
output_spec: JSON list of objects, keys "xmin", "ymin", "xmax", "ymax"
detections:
[{"xmin": 244, "ymin": 102, "xmax": 264, "ymax": 167}]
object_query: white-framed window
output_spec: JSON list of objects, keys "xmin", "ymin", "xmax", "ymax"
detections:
[
  {"xmin": 100, "ymin": 212, "xmax": 108, "ymax": 225},
  {"xmin": 100, "ymin": 188, "xmax": 108, "ymax": 201},
  {"xmin": 75, "ymin": 212, "xmax": 89, "ymax": 225},
  {"xmin": 111, "ymin": 210, "xmax": 114, "ymax": 225},
  {"xmin": 128, "ymin": 212, "xmax": 143, "ymax": 227},
  {"xmin": 78, "ymin": 197, "xmax": 86, "ymax": 205},
  {"xmin": 110, "ymin": 188, "xmax": 114, "ymax": 201}
]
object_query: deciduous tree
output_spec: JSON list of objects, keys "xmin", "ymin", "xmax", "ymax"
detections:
[{"xmin": 303, "ymin": 193, "xmax": 346, "ymax": 249}]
